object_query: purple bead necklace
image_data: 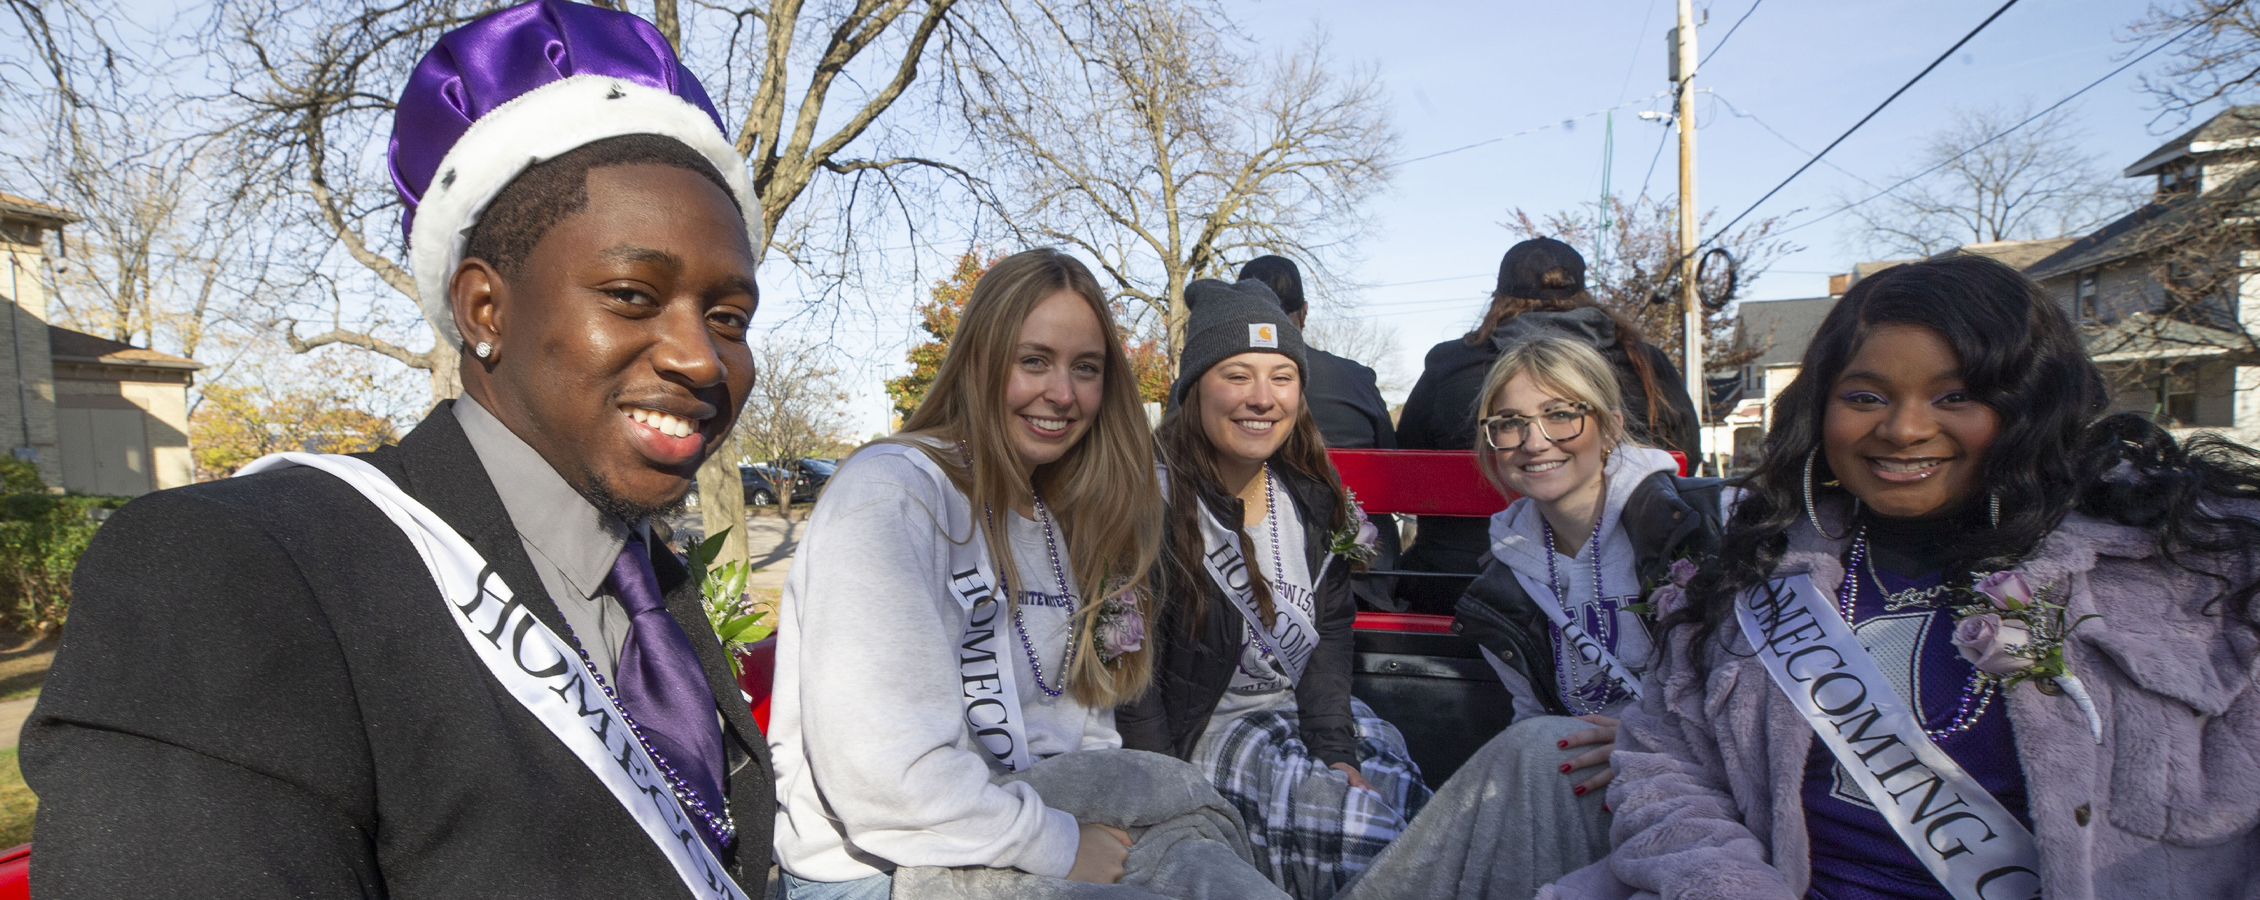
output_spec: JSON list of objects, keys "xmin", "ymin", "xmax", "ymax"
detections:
[
  {"xmin": 1541, "ymin": 514, "xmax": 1611, "ymax": 715},
  {"xmin": 986, "ymin": 495, "xmax": 1079, "ymax": 697},
  {"xmin": 1242, "ymin": 464, "xmax": 1304, "ymax": 661},
  {"xmin": 561, "ymin": 638, "xmax": 736, "ymax": 847},
  {"xmin": 1838, "ymin": 529, "xmax": 1999, "ymax": 740}
]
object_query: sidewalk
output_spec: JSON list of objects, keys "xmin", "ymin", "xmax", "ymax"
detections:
[
  {"xmin": 667, "ymin": 505, "xmax": 803, "ymax": 593},
  {"xmin": 0, "ymin": 697, "xmax": 34, "ymax": 751}
]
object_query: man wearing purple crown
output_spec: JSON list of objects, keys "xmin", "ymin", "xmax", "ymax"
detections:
[{"xmin": 21, "ymin": 2, "xmax": 772, "ymax": 896}]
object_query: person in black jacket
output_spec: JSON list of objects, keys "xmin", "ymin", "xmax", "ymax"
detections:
[
  {"xmin": 1301, "ymin": 337, "xmax": 1729, "ymax": 900},
  {"xmin": 21, "ymin": 3, "xmax": 773, "ymax": 895},
  {"xmin": 1235, "ymin": 256, "xmax": 1397, "ymax": 451},
  {"xmin": 1118, "ymin": 279, "xmax": 1427, "ymax": 900},
  {"xmin": 1442, "ymin": 336, "xmax": 1725, "ymax": 896},
  {"xmin": 1395, "ymin": 238, "xmax": 1698, "ymax": 614}
]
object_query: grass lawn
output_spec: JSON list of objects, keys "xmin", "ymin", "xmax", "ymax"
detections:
[{"xmin": 0, "ymin": 749, "xmax": 33, "ymax": 847}]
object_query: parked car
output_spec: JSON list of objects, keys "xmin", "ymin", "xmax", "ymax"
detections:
[
  {"xmin": 740, "ymin": 464, "xmax": 808, "ymax": 507},
  {"xmin": 773, "ymin": 458, "xmax": 836, "ymax": 497}
]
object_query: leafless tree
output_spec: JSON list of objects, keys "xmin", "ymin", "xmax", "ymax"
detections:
[
  {"xmin": 952, "ymin": 0, "xmax": 1394, "ymax": 357},
  {"xmin": 2127, "ymin": 0, "xmax": 2260, "ymax": 121},
  {"xmin": 1846, "ymin": 104, "xmax": 2140, "ymax": 258},
  {"xmin": 732, "ymin": 335, "xmax": 853, "ymax": 518},
  {"xmin": 1504, "ymin": 193, "xmax": 1798, "ymax": 374},
  {"xmin": 0, "ymin": 0, "xmax": 270, "ymax": 363},
  {"xmin": 1301, "ymin": 314, "xmax": 1407, "ymax": 394}
]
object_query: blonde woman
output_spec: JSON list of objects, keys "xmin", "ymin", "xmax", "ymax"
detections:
[
  {"xmin": 770, "ymin": 250, "xmax": 1277, "ymax": 900},
  {"xmin": 1452, "ymin": 336, "xmax": 1731, "ymax": 894}
]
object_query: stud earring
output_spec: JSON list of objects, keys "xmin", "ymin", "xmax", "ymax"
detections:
[
  {"xmin": 474, "ymin": 341, "xmax": 493, "ymax": 359},
  {"xmin": 1804, "ymin": 447, "xmax": 1857, "ymax": 541}
]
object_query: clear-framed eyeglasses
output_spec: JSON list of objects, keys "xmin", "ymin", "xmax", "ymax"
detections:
[{"xmin": 1481, "ymin": 404, "xmax": 1590, "ymax": 451}]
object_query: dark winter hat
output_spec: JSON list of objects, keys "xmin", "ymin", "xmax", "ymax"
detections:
[
  {"xmin": 1496, "ymin": 237, "xmax": 1587, "ymax": 302},
  {"xmin": 1170, "ymin": 278, "xmax": 1308, "ymax": 405},
  {"xmin": 1237, "ymin": 255, "xmax": 1305, "ymax": 314}
]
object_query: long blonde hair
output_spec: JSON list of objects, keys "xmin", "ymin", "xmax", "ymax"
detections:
[
  {"xmin": 887, "ymin": 248, "xmax": 1162, "ymax": 706},
  {"xmin": 1472, "ymin": 336, "xmax": 1636, "ymax": 496}
]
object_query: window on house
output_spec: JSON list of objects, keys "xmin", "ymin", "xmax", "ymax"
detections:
[
  {"xmin": 2167, "ymin": 390, "xmax": 2199, "ymax": 427},
  {"xmin": 2159, "ymin": 159, "xmax": 2201, "ymax": 197},
  {"xmin": 2075, "ymin": 269, "xmax": 2100, "ymax": 321}
]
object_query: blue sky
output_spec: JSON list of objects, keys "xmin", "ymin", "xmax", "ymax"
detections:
[{"xmin": 1216, "ymin": 0, "xmax": 2211, "ymax": 400}]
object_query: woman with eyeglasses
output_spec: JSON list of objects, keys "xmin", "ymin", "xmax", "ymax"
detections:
[
  {"xmin": 1394, "ymin": 238, "xmax": 1698, "ymax": 616},
  {"xmin": 1433, "ymin": 335, "xmax": 1731, "ymax": 897}
]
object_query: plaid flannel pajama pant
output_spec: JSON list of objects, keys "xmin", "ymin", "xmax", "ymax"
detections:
[{"xmin": 1190, "ymin": 696, "xmax": 1431, "ymax": 900}]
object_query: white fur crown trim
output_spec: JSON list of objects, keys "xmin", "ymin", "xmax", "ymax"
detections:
[{"xmin": 407, "ymin": 74, "xmax": 760, "ymax": 345}]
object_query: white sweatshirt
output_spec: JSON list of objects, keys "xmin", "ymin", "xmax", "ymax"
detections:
[
  {"xmin": 1483, "ymin": 445, "xmax": 1679, "ymax": 723},
  {"xmin": 770, "ymin": 442, "xmax": 1120, "ymax": 883}
]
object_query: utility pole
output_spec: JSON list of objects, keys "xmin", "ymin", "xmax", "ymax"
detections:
[{"xmin": 1670, "ymin": 0, "xmax": 1704, "ymax": 468}]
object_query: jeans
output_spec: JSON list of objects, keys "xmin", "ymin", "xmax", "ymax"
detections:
[{"xmin": 780, "ymin": 871, "xmax": 892, "ymax": 900}]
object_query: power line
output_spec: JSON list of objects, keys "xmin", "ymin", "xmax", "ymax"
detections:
[
  {"xmin": 1399, "ymin": 90, "xmax": 1671, "ymax": 166},
  {"xmin": 1613, "ymin": 0, "xmax": 1665, "ymax": 103},
  {"xmin": 1637, "ymin": 117, "xmax": 1673, "ymax": 200},
  {"xmin": 1698, "ymin": 0, "xmax": 1764, "ymax": 68},
  {"xmin": 1772, "ymin": 13, "xmax": 2221, "ymax": 238},
  {"xmin": 1698, "ymin": 0, "xmax": 2022, "ymax": 247},
  {"xmin": 1706, "ymin": 91, "xmax": 1882, "ymax": 190}
]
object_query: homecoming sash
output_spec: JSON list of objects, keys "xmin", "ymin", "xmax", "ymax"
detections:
[
  {"xmin": 1735, "ymin": 574, "xmax": 2042, "ymax": 900},
  {"xmin": 1197, "ymin": 504, "xmax": 1318, "ymax": 684},
  {"xmin": 236, "ymin": 453, "xmax": 750, "ymax": 900},
  {"xmin": 1504, "ymin": 566, "xmax": 1643, "ymax": 703},
  {"xmin": 898, "ymin": 449, "xmax": 1035, "ymax": 774}
]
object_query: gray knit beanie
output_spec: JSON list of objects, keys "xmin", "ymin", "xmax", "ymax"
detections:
[{"xmin": 1170, "ymin": 278, "xmax": 1308, "ymax": 405}]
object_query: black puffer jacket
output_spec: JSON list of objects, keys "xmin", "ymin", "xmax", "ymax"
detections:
[
  {"xmin": 1450, "ymin": 470, "xmax": 1729, "ymax": 717},
  {"xmin": 1119, "ymin": 464, "xmax": 1360, "ymax": 767}
]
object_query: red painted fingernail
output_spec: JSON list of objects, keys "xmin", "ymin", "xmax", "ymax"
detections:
[
  {"xmin": 1558, "ymin": 740, "xmax": 1569, "ymax": 749},
  {"xmin": 1574, "ymin": 785, "xmax": 1588, "ymax": 796},
  {"xmin": 1560, "ymin": 763, "xmax": 1573, "ymax": 773},
  {"xmin": 1602, "ymin": 805, "xmax": 1611, "ymax": 813}
]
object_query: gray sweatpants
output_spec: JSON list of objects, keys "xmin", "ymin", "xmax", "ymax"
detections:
[{"xmin": 1336, "ymin": 716, "xmax": 1614, "ymax": 900}]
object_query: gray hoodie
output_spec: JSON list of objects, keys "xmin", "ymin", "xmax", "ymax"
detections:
[{"xmin": 1484, "ymin": 445, "xmax": 1680, "ymax": 722}]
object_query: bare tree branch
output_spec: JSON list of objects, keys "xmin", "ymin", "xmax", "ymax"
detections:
[
  {"xmin": 1847, "ymin": 103, "xmax": 2140, "ymax": 258},
  {"xmin": 956, "ymin": 0, "xmax": 1393, "ymax": 359}
]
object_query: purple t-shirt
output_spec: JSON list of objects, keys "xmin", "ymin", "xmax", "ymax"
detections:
[{"xmin": 1801, "ymin": 566, "xmax": 2031, "ymax": 900}]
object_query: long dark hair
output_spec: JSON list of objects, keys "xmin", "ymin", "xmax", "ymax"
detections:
[
  {"xmin": 1463, "ymin": 273, "xmax": 1682, "ymax": 447},
  {"xmin": 1670, "ymin": 255, "xmax": 2260, "ymax": 665},
  {"xmin": 1154, "ymin": 377, "xmax": 1349, "ymax": 635}
]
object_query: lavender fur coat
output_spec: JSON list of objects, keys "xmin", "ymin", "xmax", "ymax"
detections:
[{"xmin": 1541, "ymin": 501, "xmax": 2260, "ymax": 900}]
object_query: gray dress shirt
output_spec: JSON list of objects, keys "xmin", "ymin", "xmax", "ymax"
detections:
[{"xmin": 455, "ymin": 395, "xmax": 636, "ymax": 680}]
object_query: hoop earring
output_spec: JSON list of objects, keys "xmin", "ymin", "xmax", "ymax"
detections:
[
  {"xmin": 1989, "ymin": 492, "xmax": 2001, "ymax": 529},
  {"xmin": 1805, "ymin": 448, "xmax": 1855, "ymax": 541}
]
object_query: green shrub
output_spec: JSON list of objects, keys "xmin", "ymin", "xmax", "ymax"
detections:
[{"xmin": 0, "ymin": 458, "xmax": 125, "ymax": 634}]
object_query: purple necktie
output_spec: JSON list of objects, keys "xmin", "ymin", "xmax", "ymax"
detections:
[{"xmin": 608, "ymin": 537, "xmax": 733, "ymax": 855}]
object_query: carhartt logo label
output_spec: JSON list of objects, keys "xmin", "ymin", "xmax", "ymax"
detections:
[{"xmin": 1250, "ymin": 324, "xmax": 1278, "ymax": 348}]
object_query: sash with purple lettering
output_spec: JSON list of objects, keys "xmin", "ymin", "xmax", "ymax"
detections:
[
  {"xmin": 898, "ymin": 448, "xmax": 1036, "ymax": 774},
  {"xmin": 1196, "ymin": 505, "xmax": 1319, "ymax": 685},
  {"xmin": 236, "ymin": 453, "xmax": 750, "ymax": 900},
  {"xmin": 1735, "ymin": 574, "xmax": 2041, "ymax": 900}
]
